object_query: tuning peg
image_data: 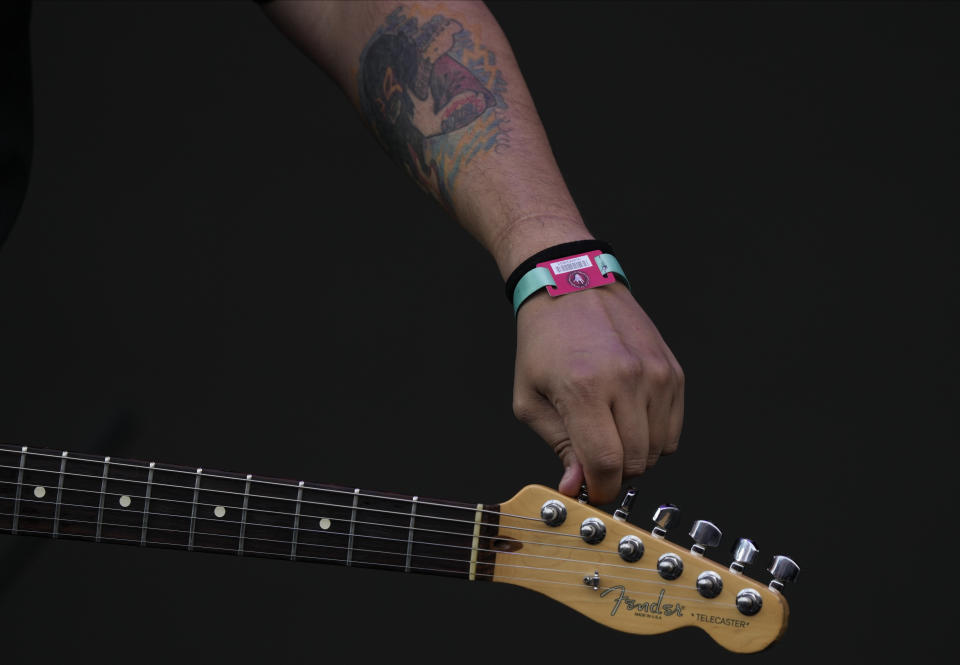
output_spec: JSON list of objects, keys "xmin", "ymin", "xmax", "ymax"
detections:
[
  {"xmin": 540, "ymin": 500, "xmax": 567, "ymax": 527},
  {"xmin": 689, "ymin": 520, "xmax": 722, "ymax": 555},
  {"xmin": 577, "ymin": 483, "xmax": 590, "ymax": 504},
  {"xmin": 613, "ymin": 487, "xmax": 638, "ymax": 521},
  {"xmin": 730, "ymin": 538, "xmax": 759, "ymax": 573},
  {"xmin": 767, "ymin": 555, "xmax": 800, "ymax": 592},
  {"xmin": 651, "ymin": 504, "xmax": 679, "ymax": 537}
]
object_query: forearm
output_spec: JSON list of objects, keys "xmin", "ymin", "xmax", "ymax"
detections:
[{"xmin": 261, "ymin": 0, "xmax": 591, "ymax": 277}]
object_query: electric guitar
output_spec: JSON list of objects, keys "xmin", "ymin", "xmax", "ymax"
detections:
[{"xmin": 0, "ymin": 443, "xmax": 798, "ymax": 653}]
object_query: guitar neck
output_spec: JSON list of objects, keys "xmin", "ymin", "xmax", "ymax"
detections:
[{"xmin": 0, "ymin": 444, "xmax": 500, "ymax": 581}]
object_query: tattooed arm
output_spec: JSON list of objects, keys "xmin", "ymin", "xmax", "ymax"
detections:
[{"xmin": 261, "ymin": 1, "xmax": 684, "ymax": 505}]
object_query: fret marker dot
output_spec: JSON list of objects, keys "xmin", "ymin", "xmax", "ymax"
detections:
[
  {"xmin": 319, "ymin": 518, "xmax": 332, "ymax": 530},
  {"xmin": 214, "ymin": 506, "xmax": 226, "ymax": 518},
  {"xmin": 33, "ymin": 486, "xmax": 46, "ymax": 499},
  {"xmin": 119, "ymin": 495, "xmax": 132, "ymax": 508}
]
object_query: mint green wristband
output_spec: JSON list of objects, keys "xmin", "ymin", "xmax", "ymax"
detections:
[{"xmin": 512, "ymin": 252, "xmax": 630, "ymax": 316}]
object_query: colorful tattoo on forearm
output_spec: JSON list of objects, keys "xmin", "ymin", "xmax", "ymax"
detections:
[{"xmin": 358, "ymin": 6, "xmax": 510, "ymax": 207}]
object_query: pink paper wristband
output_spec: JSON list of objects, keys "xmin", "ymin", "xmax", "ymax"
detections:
[{"xmin": 512, "ymin": 250, "xmax": 629, "ymax": 315}]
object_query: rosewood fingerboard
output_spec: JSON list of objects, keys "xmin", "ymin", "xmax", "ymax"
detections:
[{"xmin": 0, "ymin": 445, "xmax": 499, "ymax": 581}]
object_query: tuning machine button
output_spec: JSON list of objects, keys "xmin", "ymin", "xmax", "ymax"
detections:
[
  {"xmin": 696, "ymin": 571, "xmax": 723, "ymax": 598},
  {"xmin": 580, "ymin": 517, "xmax": 606, "ymax": 544},
  {"xmin": 657, "ymin": 553, "xmax": 683, "ymax": 580},
  {"xmin": 540, "ymin": 500, "xmax": 567, "ymax": 527},
  {"xmin": 577, "ymin": 483, "xmax": 590, "ymax": 504},
  {"xmin": 730, "ymin": 537, "xmax": 759, "ymax": 572},
  {"xmin": 617, "ymin": 535, "xmax": 644, "ymax": 562},
  {"xmin": 736, "ymin": 588, "xmax": 763, "ymax": 616},
  {"xmin": 651, "ymin": 504, "xmax": 679, "ymax": 537},
  {"xmin": 613, "ymin": 487, "xmax": 638, "ymax": 522},
  {"xmin": 689, "ymin": 520, "xmax": 722, "ymax": 555},
  {"xmin": 767, "ymin": 555, "xmax": 800, "ymax": 592}
]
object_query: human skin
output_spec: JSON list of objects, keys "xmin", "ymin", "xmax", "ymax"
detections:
[{"xmin": 261, "ymin": 0, "xmax": 684, "ymax": 505}]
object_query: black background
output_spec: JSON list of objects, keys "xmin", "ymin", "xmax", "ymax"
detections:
[{"xmin": 0, "ymin": 1, "xmax": 955, "ymax": 662}]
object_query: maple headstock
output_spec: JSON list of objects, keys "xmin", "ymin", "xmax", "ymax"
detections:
[{"xmin": 492, "ymin": 485, "xmax": 793, "ymax": 653}]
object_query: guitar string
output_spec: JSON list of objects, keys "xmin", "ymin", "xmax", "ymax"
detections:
[
  {"xmin": 0, "ymin": 463, "xmax": 754, "ymax": 583},
  {"xmin": 0, "ymin": 508, "xmax": 706, "ymax": 598},
  {"xmin": 3, "ymin": 448, "xmax": 720, "ymax": 569},
  {"xmin": 0, "ymin": 479, "xmax": 682, "ymax": 579},
  {"xmin": 0, "ymin": 497, "xmax": 716, "ymax": 597},
  {"xmin": 0, "ymin": 458, "xmax": 675, "ymax": 547},
  {"xmin": 0, "ymin": 452, "xmax": 753, "ymax": 585},
  {"xmin": 0, "ymin": 458, "xmax": 560, "ymax": 539},
  {"xmin": 3, "ymin": 513, "xmax": 747, "ymax": 608},
  {"xmin": 0, "ymin": 485, "xmax": 650, "ymax": 572},
  {"xmin": 0, "ymin": 449, "xmax": 773, "ymax": 622},
  {"xmin": 0, "ymin": 448, "xmax": 536, "ymax": 523},
  {"xmin": 0, "ymin": 474, "xmax": 634, "ymax": 562},
  {"xmin": 7, "ymin": 523, "xmax": 736, "ymax": 611}
]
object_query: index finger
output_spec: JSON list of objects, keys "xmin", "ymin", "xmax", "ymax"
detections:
[{"xmin": 557, "ymin": 401, "xmax": 624, "ymax": 505}]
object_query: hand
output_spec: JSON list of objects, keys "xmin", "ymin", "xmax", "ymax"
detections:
[{"xmin": 512, "ymin": 282, "xmax": 684, "ymax": 505}]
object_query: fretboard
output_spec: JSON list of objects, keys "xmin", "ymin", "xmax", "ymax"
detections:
[{"xmin": 0, "ymin": 444, "xmax": 499, "ymax": 581}]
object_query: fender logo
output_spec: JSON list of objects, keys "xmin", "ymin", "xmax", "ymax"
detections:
[{"xmin": 600, "ymin": 586, "xmax": 683, "ymax": 618}]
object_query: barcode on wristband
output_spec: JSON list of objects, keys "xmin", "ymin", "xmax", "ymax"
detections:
[{"xmin": 549, "ymin": 255, "xmax": 592, "ymax": 275}]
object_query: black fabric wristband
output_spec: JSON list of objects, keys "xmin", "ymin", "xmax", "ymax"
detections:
[{"xmin": 503, "ymin": 239, "xmax": 617, "ymax": 304}]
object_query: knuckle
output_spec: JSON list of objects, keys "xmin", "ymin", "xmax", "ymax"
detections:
[
  {"xmin": 512, "ymin": 396, "xmax": 536, "ymax": 423},
  {"xmin": 675, "ymin": 364, "xmax": 686, "ymax": 388},
  {"xmin": 614, "ymin": 356, "xmax": 645, "ymax": 383},
  {"xmin": 622, "ymin": 458, "xmax": 648, "ymax": 477},
  {"xmin": 588, "ymin": 449, "xmax": 623, "ymax": 478},
  {"xmin": 552, "ymin": 438, "xmax": 574, "ymax": 457},
  {"xmin": 647, "ymin": 359, "xmax": 674, "ymax": 386}
]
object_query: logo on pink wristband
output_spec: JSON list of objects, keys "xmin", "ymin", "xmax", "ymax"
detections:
[{"xmin": 567, "ymin": 271, "xmax": 590, "ymax": 289}]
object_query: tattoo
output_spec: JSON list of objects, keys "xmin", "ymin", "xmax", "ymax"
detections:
[{"xmin": 358, "ymin": 6, "xmax": 510, "ymax": 206}]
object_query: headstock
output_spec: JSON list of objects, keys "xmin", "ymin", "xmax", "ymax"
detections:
[{"xmin": 492, "ymin": 485, "xmax": 796, "ymax": 653}]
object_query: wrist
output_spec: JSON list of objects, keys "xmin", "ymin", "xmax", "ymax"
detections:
[
  {"xmin": 505, "ymin": 242, "xmax": 628, "ymax": 315},
  {"xmin": 489, "ymin": 213, "xmax": 594, "ymax": 280}
]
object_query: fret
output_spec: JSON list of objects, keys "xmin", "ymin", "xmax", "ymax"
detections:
[
  {"xmin": 293, "ymin": 482, "xmax": 354, "ymax": 566},
  {"xmin": 145, "ymin": 462, "xmax": 201, "ymax": 549},
  {"xmin": 346, "ymin": 488, "xmax": 359, "ymax": 567},
  {"xmin": 140, "ymin": 462, "xmax": 155, "ymax": 546},
  {"xmin": 95, "ymin": 457, "xmax": 110, "ymax": 542},
  {"xmin": 15, "ymin": 447, "xmax": 27, "ymax": 533},
  {"xmin": 0, "ymin": 445, "xmax": 26, "ymax": 533},
  {"xmin": 243, "ymin": 473, "xmax": 300, "ymax": 559},
  {"xmin": 13, "ymin": 446, "xmax": 27, "ymax": 533},
  {"xmin": 192, "ymin": 466, "xmax": 247, "ymax": 554},
  {"xmin": 188, "ymin": 468, "xmax": 201, "ymax": 551},
  {"xmin": 349, "ymin": 490, "xmax": 418, "ymax": 573},
  {"xmin": 290, "ymin": 481, "xmax": 304, "ymax": 561},
  {"xmin": 405, "ymin": 496, "xmax": 418, "ymax": 573},
  {"xmin": 15, "ymin": 448, "xmax": 66, "ymax": 537},
  {"xmin": 99, "ymin": 457, "xmax": 153, "ymax": 544},
  {"xmin": 51, "ymin": 451, "xmax": 68, "ymax": 538},
  {"xmin": 0, "ymin": 444, "xmax": 498, "ymax": 583},
  {"xmin": 238, "ymin": 474, "xmax": 251, "ymax": 555},
  {"xmin": 407, "ymin": 497, "xmax": 479, "ymax": 579},
  {"xmin": 56, "ymin": 451, "xmax": 114, "ymax": 542}
]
